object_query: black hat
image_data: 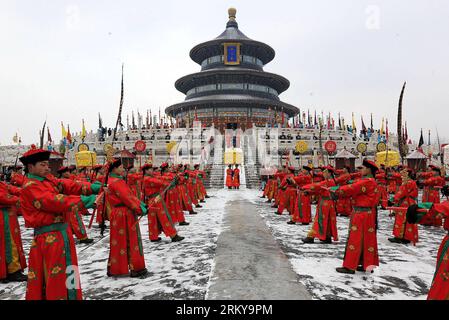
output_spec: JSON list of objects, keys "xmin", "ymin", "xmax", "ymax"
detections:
[
  {"xmin": 19, "ymin": 145, "xmax": 50, "ymax": 166},
  {"xmin": 107, "ymin": 158, "xmax": 122, "ymax": 173},
  {"xmin": 362, "ymin": 159, "xmax": 379, "ymax": 174}
]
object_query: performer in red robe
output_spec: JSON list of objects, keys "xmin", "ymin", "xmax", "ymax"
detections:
[
  {"xmin": 387, "ymin": 167, "xmax": 402, "ymax": 194},
  {"xmin": 332, "ymin": 159, "xmax": 380, "ymax": 274},
  {"xmin": 375, "ymin": 166, "xmax": 388, "ymax": 209},
  {"xmin": 335, "ymin": 167, "xmax": 353, "ymax": 217},
  {"xmin": 57, "ymin": 166, "xmax": 95, "ymax": 244},
  {"xmin": 142, "ymin": 164, "xmax": 184, "ymax": 243},
  {"xmin": 232, "ymin": 165, "xmax": 240, "ymax": 189},
  {"xmin": 388, "ymin": 168, "xmax": 419, "ymax": 245},
  {"xmin": 288, "ymin": 166, "xmax": 313, "ymax": 225},
  {"xmin": 105, "ymin": 158, "xmax": 148, "ymax": 278},
  {"xmin": 407, "ymin": 200, "xmax": 449, "ymax": 300},
  {"xmin": 276, "ymin": 167, "xmax": 295, "ymax": 215},
  {"xmin": 0, "ymin": 181, "xmax": 27, "ymax": 283},
  {"xmin": 302, "ymin": 166, "xmax": 338, "ymax": 244},
  {"xmin": 420, "ymin": 166, "xmax": 445, "ymax": 227},
  {"xmin": 19, "ymin": 146, "xmax": 97, "ymax": 300},
  {"xmin": 226, "ymin": 165, "xmax": 234, "ymax": 189}
]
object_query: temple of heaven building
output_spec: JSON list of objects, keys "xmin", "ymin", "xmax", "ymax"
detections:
[{"xmin": 166, "ymin": 8, "xmax": 299, "ymax": 132}]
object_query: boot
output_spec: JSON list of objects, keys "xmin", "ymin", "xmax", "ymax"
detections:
[
  {"xmin": 130, "ymin": 268, "xmax": 149, "ymax": 278},
  {"xmin": 171, "ymin": 234, "xmax": 185, "ymax": 242},
  {"xmin": 200, "ymin": 200, "xmax": 205, "ymax": 203},
  {"xmin": 265, "ymin": 199, "xmax": 272, "ymax": 203},
  {"xmin": 320, "ymin": 237, "xmax": 332, "ymax": 244},
  {"xmin": 189, "ymin": 211, "xmax": 198, "ymax": 215},
  {"xmin": 6, "ymin": 270, "xmax": 28, "ymax": 282},
  {"xmin": 151, "ymin": 237, "xmax": 162, "ymax": 242},
  {"xmin": 302, "ymin": 237, "xmax": 314, "ymax": 244},
  {"xmin": 79, "ymin": 238, "xmax": 94, "ymax": 244},
  {"xmin": 336, "ymin": 267, "xmax": 355, "ymax": 274},
  {"xmin": 356, "ymin": 266, "xmax": 365, "ymax": 272},
  {"xmin": 301, "ymin": 223, "xmax": 310, "ymax": 225},
  {"xmin": 401, "ymin": 239, "xmax": 411, "ymax": 244},
  {"xmin": 205, "ymin": 195, "xmax": 210, "ymax": 198},
  {"xmin": 179, "ymin": 221, "xmax": 190, "ymax": 226},
  {"xmin": 260, "ymin": 195, "xmax": 266, "ymax": 198},
  {"xmin": 195, "ymin": 204, "xmax": 203, "ymax": 208},
  {"xmin": 388, "ymin": 237, "xmax": 403, "ymax": 244},
  {"xmin": 275, "ymin": 211, "xmax": 282, "ymax": 215},
  {"xmin": 287, "ymin": 220, "xmax": 296, "ymax": 225}
]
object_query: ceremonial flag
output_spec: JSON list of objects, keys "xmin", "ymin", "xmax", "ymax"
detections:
[
  {"xmin": 361, "ymin": 116, "xmax": 367, "ymax": 134},
  {"xmin": 418, "ymin": 129, "xmax": 424, "ymax": 150},
  {"xmin": 281, "ymin": 107, "xmax": 285, "ymax": 127},
  {"xmin": 385, "ymin": 118, "xmax": 389, "ymax": 142},
  {"xmin": 61, "ymin": 122, "xmax": 67, "ymax": 139},
  {"xmin": 132, "ymin": 111, "xmax": 136, "ymax": 128},
  {"xmin": 338, "ymin": 112, "xmax": 341, "ymax": 129},
  {"xmin": 428, "ymin": 130, "xmax": 431, "ymax": 146},
  {"xmin": 159, "ymin": 107, "xmax": 162, "ymax": 125},
  {"xmin": 380, "ymin": 118, "xmax": 384, "ymax": 135},
  {"xmin": 370, "ymin": 113, "xmax": 374, "ymax": 131},
  {"xmin": 405, "ymin": 122, "xmax": 408, "ymax": 141},
  {"xmin": 307, "ymin": 109, "xmax": 310, "ymax": 126},
  {"xmin": 12, "ymin": 132, "xmax": 18, "ymax": 144},
  {"xmin": 314, "ymin": 111, "xmax": 317, "ymax": 126},
  {"xmin": 47, "ymin": 127, "xmax": 52, "ymax": 143},
  {"xmin": 146, "ymin": 110, "xmax": 149, "ymax": 128},
  {"xmin": 81, "ymin": 119, "xmax": 87, "ymax": 141},
  {"xmin": 149, "ymin": 110, "xmax": 152, "ymax": 126},
  {"xmin": 352, "ymin": 112, "xmax": 356, "ymax": 131},
  {"xmin": 67, "ymin": 124, "xmax": 72, "ymax": 144},
  {"xmin": 98, "ymin": 113, "xmax": 103, "ymax": 128}
]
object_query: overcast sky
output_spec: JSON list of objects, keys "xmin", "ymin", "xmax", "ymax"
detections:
[{"xmin": 1, "ymin": 0, "xmax": 448, "ymax": 146}]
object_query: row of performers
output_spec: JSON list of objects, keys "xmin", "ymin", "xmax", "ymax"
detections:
[
  {"xmin": 261, "ymin": 162, "xmax": 449, "ymax": 300},
  {"xmin": 225, "ymin": 165, "xmax": 241, "ymax": 189},
  {"xmin": 0, "ymin": 145, "xmax": 210, "ymax": 300}
]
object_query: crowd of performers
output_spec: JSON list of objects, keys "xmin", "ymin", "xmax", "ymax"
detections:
[
  {"xmin": 225, "ymin": 164, "xmax": 240, "ymax": 189},
  {"xmin": 261, "ymin": 161, "xmax": 449, "ymax": 300},
  {"xmin": 0, "ymin": 145, "xmax": 210, "ymax": 300}
]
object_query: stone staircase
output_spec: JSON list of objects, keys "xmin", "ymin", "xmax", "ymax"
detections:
[{"xmin": 242, "ymin": 135, "xmax": 261, "ymax": 189}]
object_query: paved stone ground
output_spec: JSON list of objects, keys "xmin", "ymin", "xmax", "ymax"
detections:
[{"xmin": 206, "ymin": 193, "xmax": 311, "ymax": 300}]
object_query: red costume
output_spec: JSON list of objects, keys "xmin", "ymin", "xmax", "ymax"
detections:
[
  {"xmin": 391, "ymin": 179, "xmax": 419, "ymax": 244},
  {"xmin": 226, "ymin": 168, "xmax": 234, "ymax": 188},
  {"xmin": 375, "ymin": 170, "xmax": 388, "ymax": 209},
  {"xmin": 0, "ymin": 182, "xmax": 27, "ymax": 281},
  {"xmin": 303, "ymin": 179, "xmax": 338, "ymax": 242},
  {"xmin": 290, "ymin": 174, "xmax": 312, "ymax": 224},
  {"xmin": 335, "ymin": 175, "xmax": 380, "ymax": 271},
  {"xmin": 276, "ymin": 173, "xmax": 295, "ymax": 215},
  {"xmin": 335, "ymin": 173, "xmax": 353, "ymax": 217},
  {"xmin": 105, "ymin": 174, "xmax": 146, "ymax": 276},
  {"xmin": 20, "ymin": 174, "xmax": 93, "ymax": 300},
  {"xmin": 421, "ymin": 174, "xmax": 445, "ymax": 226},
  {"xmin": 426, "ymin": 201, "xmax": 449, "ymax": 300},
  {"xmin": 232, "ymin": 168, "xmax": 240, "ymax": 188},
  {"xmin": 387, "ymin": 172, "xmax": 402, "ymax": 194},
  {"xmin": 143, "ymin": 175, "xmax": 177, "ymax": 241}
]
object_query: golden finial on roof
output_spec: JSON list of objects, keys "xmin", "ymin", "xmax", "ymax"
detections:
[{"xmin": 228, "ymin": 7, "xmax": 237, "ymax": 21}]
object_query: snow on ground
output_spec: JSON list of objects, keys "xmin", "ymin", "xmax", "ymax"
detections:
[
  {"xmin": 1, "ymin": 187, "xmax": 446, "ymax": 300},
  {"xmin": 0, "ymin": 189, "xmax": 231, "ymax": 300},
  {"xmin": 249, "ymin": 189, "xmax": 447, "ymax": 300}
]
